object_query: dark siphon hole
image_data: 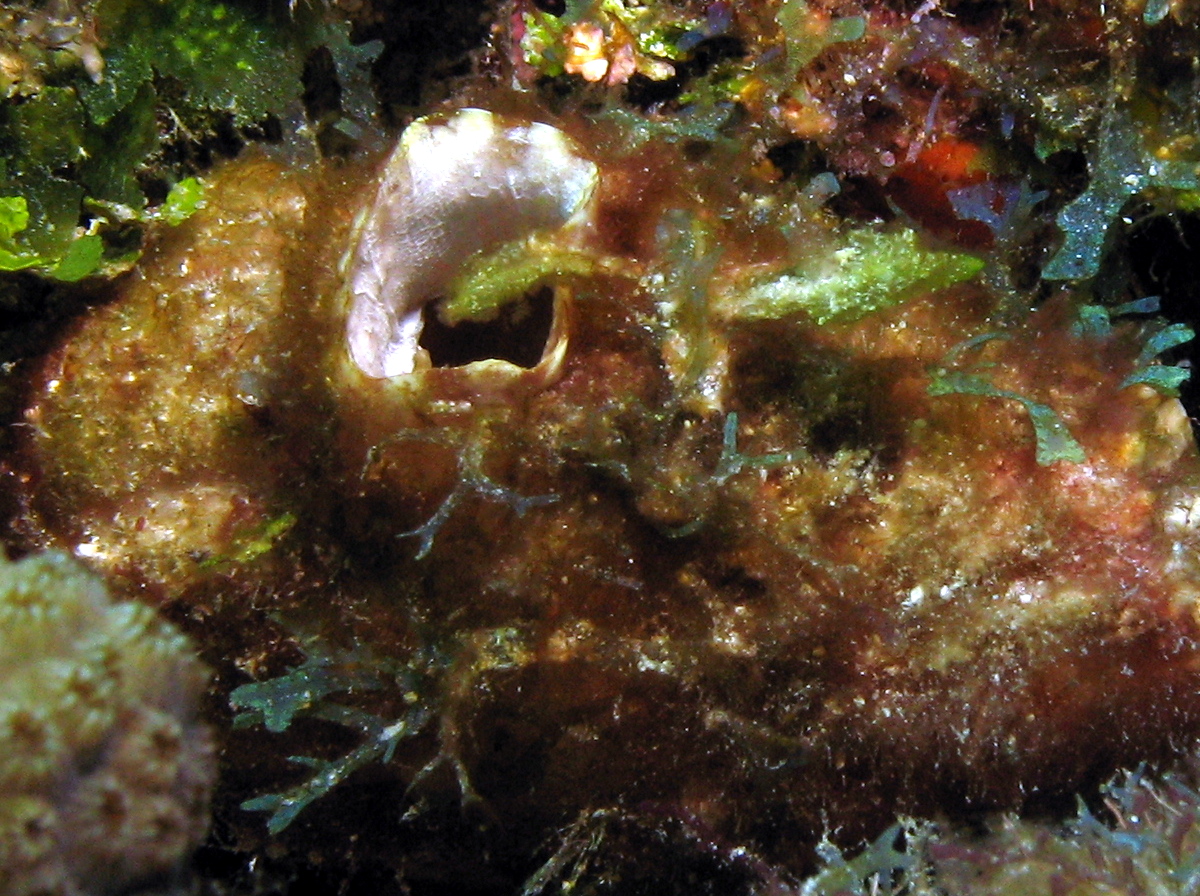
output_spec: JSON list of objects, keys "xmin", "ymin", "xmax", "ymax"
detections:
[
  {"xmin": 826, "ymin": 174, "xmax": 895, "ymax": 223},
  {"xmin": 765, "ymin": 140, "xmax": 827, "ymax": 181},
  {"xmin": 418, "ymin": 286, "xmax": 555, "ymax": 370}
]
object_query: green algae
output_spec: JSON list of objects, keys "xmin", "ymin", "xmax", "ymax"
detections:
[
  {"xmin": 1043, "ymin": 106, "xmax": 1200, "ymax": 282},
  {"xmin": 157, "ymin": 176, "xmax": 208, "ymax": 226},
  {"xmin": 443, "ymin": 237, "xmax": 630, "ymax": 326},
  {"xmin": 0, "ymin": 0, "xmax": 359, "ymax": 283},
  {"xmin": 518, "ymin": 0, "xmax": 708, "ymax": 81},
  {"xmin": 894, "ymin": 762, "xmax": 1200, "ymax": 896},
  {"xmin": 199, "ymin": 511, "xmax": 298, "ymax": 570},
  {"xmin": 1073, "ymin": 299, "xmax": 1195, "ymax": 396},
  {"xmin": 1122, "ymin": 321, "xmax": 1195, "ymax": 394},
  {"xmin": 397, "ymin": 438, "xmax": 559, "ymax": 560},
  {"xmin": 777, "ymin": 0, "xmax": 867, "ymax": 80},
  {"xmin": 232, "ymin": 635, "xmax": 444, "ymax": 835},
  {"xmin": 232, "ymin": 626, "xmax": 538, "ymax": 835},
  {"xmin": 0, "ymin": 196, "xmax": 46, "ymax": 273},
  {"xmin": 928, "ymin": 369, "xmax": 1087, "ymax": 466},
  {"xmin": 82, "ymin": 0, "xmax": 316, "ymax": 127},
  {"xmin": 727, "ymin": 227, "xmax": 984, "ymax": 325}
]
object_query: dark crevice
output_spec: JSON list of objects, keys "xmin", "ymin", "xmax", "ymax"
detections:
[
  {"xmin": 1126, "ymin": 210, "xmax": 1200, "ymax": 422},
  {"xmin": 418, "ymin": 286, "xmax": 555, "ymax": 370}
]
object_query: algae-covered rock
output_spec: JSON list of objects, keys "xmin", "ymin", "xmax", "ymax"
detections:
[
  {"xmin": 23, "ymin": 151, "xmax": 335, "ymax": 589},
  {"xmin": 18, "ymin": 89, "xmax": 1200, "ymax": 896},
  {"xmin": 10, "ymin": 0, "xmax": 1200, "ymax": 892},
  {"xmin": 0, "ymin": 550, "xmax": 214, "ymax": 896}
]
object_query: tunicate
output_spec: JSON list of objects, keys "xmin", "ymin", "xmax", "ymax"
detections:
[{"xmin": 344, "ymin": 108, "xmax": 598, "ymax": 380}]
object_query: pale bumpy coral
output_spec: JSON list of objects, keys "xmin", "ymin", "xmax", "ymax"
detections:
[{"xmin": 0, "ymin": 551, "xmax": 215, "ymax": 896}]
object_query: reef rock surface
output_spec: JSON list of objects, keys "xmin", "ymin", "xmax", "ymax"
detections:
[{"xmin": 7, "ymin": 0, "xmax": 1200, "ymax": 892}]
